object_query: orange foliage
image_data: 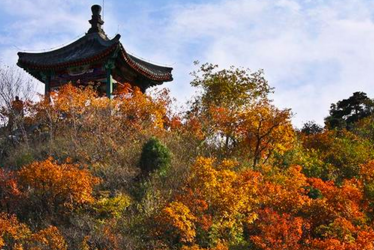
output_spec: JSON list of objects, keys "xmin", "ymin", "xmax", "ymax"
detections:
[
  {"xmin": 0, "ymin": 168, "xmax": 20, "ymax": 212},
  {"xmin": 360, "ymin": 160, "xmax": 374, "ymax": 183},
  {"xmin": 50, "ymin": 83, "xmax": 98, "ymax": 114},
  {"xmin": 208, "ymin": 101, "xmax": 294, "ymax": 166},
  {"xmin": 0, "ymin": 213, "xmax": 30, "ymax": 248},
  {"xmin": 0, "ymin": 213, "xmax": 67, "ymax": 250},
  {"xmin": 309, "ymin": 218, "xmax": 374, "ymax": 250},
  {"xmin": 18, "ymin": 158, "xmax": 100, "ymax": 211},
  {"xmin": 115, "ymin": 85, "xmax": 171, "ymax": 132},
  {"xmin": 236, "ymin": 102, "xmax": 294, "ymax": 166},
  {"xmin": 160, "ymin": 201, "xmax": 197, "ymax": 243},
  {"xmin": 29, "ymin": 226, "xmax": 67, "ymax": 250},
  {"xmin": 181, "ymin": 242, "xmax": 229, "ymax": 250},
  {"xmin": 182, "ymin": 114, "xmax": 207, "ymax": 140},
  {"xmin": 259, "ymin": 165, "xmax": 311, "ymax": 214},
  {"xmin": 249, "ymin": 208, "xmax": 306, "ymax": 250},
  {"xmin": 307, "ymin": 178, "xmax": 365, "ymax": 223},
  {"xmin": 34, "ymin": 83, "xmax": 172, "ymax": 142},
  {"xmin": 301, "ymin": 130, "xmax": 337, "ymax": 152},
  {"xmin": 157, "ymin": 155, "xmax": 373, "ymax": 249},
  {"xmin": 158, "ymin": 157, "xmax": 260, "ymax": 246}
]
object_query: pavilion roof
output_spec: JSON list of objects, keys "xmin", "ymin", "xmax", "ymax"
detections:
[
  {"xmin": 17, "ymin": 33, "xmax": 120, "ymax": 70},
  {"xmin": 17, "ymin": 5, "xmax": 173, "ymax": 85}
]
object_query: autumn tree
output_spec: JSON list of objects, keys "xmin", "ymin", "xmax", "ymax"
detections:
[
  {"xmin": 27, "ymin": 226, "xmax": 68, "ymax": 250},
  {"xmin": 17, "ymin": 158, "xmax": 100, "ymax": 221},
  {"xmin": 156, "ymin": 157, "xmax": 260, "ymax": 248},
  {"xmin": 189, "ymin": 63, "xmax": 294, "ymax": 167},
  {"xmin": 206, "ymin": 101, "xmax": 294, "ymax": 167},
  {"xmin": 189, "ymin": 62, "xmax": 271, "ymax": 148},
  {"xmin": 249, "ymin": 208, "xmax": 306, "ymax": 250},
  {"xmin": 0, "ymin": 213, "xmax": 67, "ymax": 249},
  {"xmin": 0, "ymin": 212, "xmax": 30, "ymax": 248},
  {"xmin": 190, "ymin": 62, "xmax": 271, "ymax": 111},
  {"xmin": 306, "ymin": 178, "xmax": 365, "ymax": 228},
  {"xmin": 235, "ymin": 101, "xmax": 294, "ymax": 167},
  {"xmin": 359, "ymin": 160, "xmax": 374, "ymax": 213},
  {"xmin": 351, "ymin": 114, "xmax": 374, "ymax": 144},
  {"xmin": 259, "ymin": 165, "xmax": 311, "ymax": 215},
  {"xmin": 0, "ymin": 168, "xmax": 20, "ymax": 213},
  {"xmin": 300, "ymin": 130, "xmax": 374, "ymax": 181},
  {"xmin": 309, "ymin": 218, "xmax": 374, "ymax": 250}
]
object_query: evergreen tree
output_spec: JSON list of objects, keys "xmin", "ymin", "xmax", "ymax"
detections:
[
  {"xmin": 325, "ymin": 92, "xmax": 374, "ymax": 130},
  {"xmin": 139, "ymin": 137, "xmax": 171, "ymax": 177}
]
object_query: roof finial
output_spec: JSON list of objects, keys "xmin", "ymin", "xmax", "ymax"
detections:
[{"xmin": 87, "ymin": 5, "xmax": 107, "ymax": 38}]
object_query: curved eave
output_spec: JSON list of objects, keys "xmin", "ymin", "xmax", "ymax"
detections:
[
  {"xmin": 17, "ymin": 33, "xmax": 174, "ymax": 85},
  {"xmin": 17, "ymin": 34, "xmax": 121, "ymax": 71},
  {"xmin": 119, "ymin": 43, "xmax": 173, "ymax": 82}
]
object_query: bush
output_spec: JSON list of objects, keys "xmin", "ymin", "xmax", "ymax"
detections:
[
  {"xmin": 94, "ymin": 193, "xmax": 131, "ymax": 219},
  {"xmin": 139, "ymin": 137, "xmax": 171, "ymax": 177}
]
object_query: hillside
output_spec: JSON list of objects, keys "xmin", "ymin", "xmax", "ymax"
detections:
[{"xmin": 1, "ymin": 63, "xmax": 374, "ymax": 249}]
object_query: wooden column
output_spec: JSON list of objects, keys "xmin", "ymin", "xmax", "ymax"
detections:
[
  {"xmin": 41, "ymin": 72, "xmax": 52, "ymax": 99},
  {"xmin": 104, "ymin": 59, "xmax": 115, "ymax": 99},
  {"xmin": 106, "ymin": 70, "xmax": 113, "ymax": 98}
]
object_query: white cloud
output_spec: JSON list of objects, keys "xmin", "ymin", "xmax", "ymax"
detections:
[
  {"xmin": 3, "ymin": 0, "xmax": 374, "ymax": 128},
  {"xmin": 136, "ymin": 0, "xmax": 374, "ymax": 127},
  {"xmin": 0, "ymin": 0, "xmax": 119, "ymax": 58}
]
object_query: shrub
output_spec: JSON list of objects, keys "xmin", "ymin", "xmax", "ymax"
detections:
[{"xmin": 139, "ymin": 137, "xmax": 171, "ymax": 177}]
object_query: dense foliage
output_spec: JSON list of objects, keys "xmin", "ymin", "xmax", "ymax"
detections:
[
  {"xmin": 325, "ymin": 92, "xmax": 374, "ymax": 130},
  {"xmin": 139, "ymin": 137, "xmax": 172, "ymax": 177},
  {"xmin": 1, "ymin": 63, "xmax": 374, "ymax": 249}
]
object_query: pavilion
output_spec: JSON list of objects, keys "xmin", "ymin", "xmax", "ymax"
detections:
[{"xmin": 17, "ymin": 5, "xmax": 173, "ymax": 98}]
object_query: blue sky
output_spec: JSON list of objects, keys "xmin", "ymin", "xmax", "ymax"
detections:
[{"xmin": 1, "ymin": 0, "xmax": 374, "ymax": 127}]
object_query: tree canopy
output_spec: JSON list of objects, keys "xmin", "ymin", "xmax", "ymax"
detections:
[{"xmin": 325, "ymin": 92, "xmax": 374, "ymax": 130}]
